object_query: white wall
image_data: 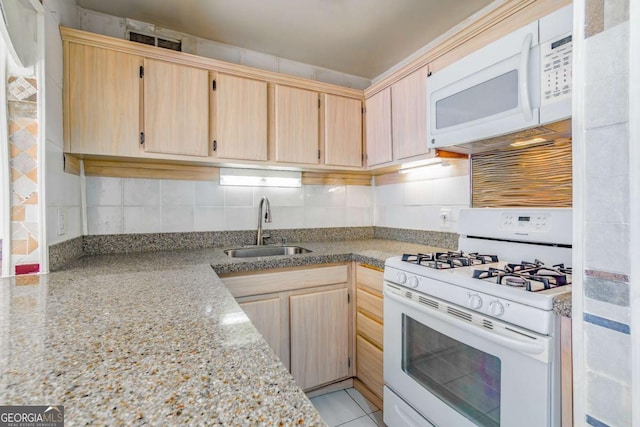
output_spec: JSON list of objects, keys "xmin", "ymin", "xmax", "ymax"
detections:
[
  {"xmin": 76, "ymin": 7, "xmax": 371, "ymax": 90},
  {"xmin": 43, "ymin": 0, "xmax": 82, "ymax": 247},
  {"xmin": 84, "ymin": 177, "xmax": 373, "ymax": 234}
]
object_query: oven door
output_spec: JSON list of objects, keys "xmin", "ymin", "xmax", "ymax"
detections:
[{"xmin": 383, "ymin": 283, "xmax": 556, "ymax": 427}]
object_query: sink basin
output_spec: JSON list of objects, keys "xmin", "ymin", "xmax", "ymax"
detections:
[{"xmin": 224, "ymin": 245, "xmax": 312, "ymax": 258}]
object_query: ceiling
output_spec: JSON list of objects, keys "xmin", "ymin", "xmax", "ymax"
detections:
[{"xmin": 75, "ymin": 0, "xmax": 495, "ymax": 79}]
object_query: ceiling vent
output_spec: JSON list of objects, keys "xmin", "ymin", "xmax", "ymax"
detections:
[{"xmin": 128, "ymin": 31, "xmax": 181, "ymax": 52}]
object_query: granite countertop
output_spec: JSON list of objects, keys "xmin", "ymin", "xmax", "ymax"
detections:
[{"xmin": 0, "ymin": 239, "xmax": 444, "ymax": 426}]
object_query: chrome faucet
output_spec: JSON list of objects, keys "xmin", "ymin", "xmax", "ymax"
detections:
[{"xmin": 256, "ymin": 196, "xmax": 272, "ymax": 245}]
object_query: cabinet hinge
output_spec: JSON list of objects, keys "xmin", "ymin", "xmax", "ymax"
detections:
[
  {"xmin": 317, "ymin": 149, "xmax": 321, "ymax": 160},
  {"xmin": 347, "ymin": 293, "xmax": 350, "ymax": 303},
  {"xmin": 139, "ymin": 66, "xmax": 144, "ymax": 78},
  {"xmin": 348, "ymin": 357, "xmax": 351, "ymax": 368},
  {"xmin": 212, "ymin": 80, "xmax": 216, "ymax": 91},
  {"xmin": 427, "ymin": 70, "xmax": 433, "ymax": 77},
  {"xmin": 213, "ymin": 140, "xmax": 217, "ymax": 151},
  {"xmin": 140, "ymin": 132, "xmax": 145, "ymax": 144},
  {"xmin": 318, "ymin": 99, "xmax": 321, "ymax": 108}
]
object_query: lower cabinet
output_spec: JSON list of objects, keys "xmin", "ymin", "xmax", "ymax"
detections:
[
  {"xmin": 354, "ymin": 264, "xmax": 384, "ymax": 408},
  {"xmin": 222, "ymin": 264, "xmax": 352, "ymax": 391}
]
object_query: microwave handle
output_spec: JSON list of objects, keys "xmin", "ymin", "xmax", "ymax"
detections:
[
  {"xmin": 519, "ymin": 32, "xmax": 534, "ymax": 122},
  {"xmin": 384, "ymin": 287, "xmax": 546, "ymax": 356}
]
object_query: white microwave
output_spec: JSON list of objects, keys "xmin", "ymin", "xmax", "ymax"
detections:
[{"xmin": 427, "ymin": 5, "xmax": 573, "ymax": 153}]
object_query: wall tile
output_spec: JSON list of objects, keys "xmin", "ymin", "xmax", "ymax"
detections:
[
  {"xmin": 195, "ymin": 39, "xmax": 241, "ymax": 64},
  {"xmin": 194, "ymin": 207, "xmax": 226, "ymax": 231},
  {"xmin": 225, "ymin": 186, "xmax": 254, "ymax": 207},
  {"xmin": 345, "ymin": 207, "xmax": 372, "ymax": 227},
  {"xmin": 584, "ymin": 222, "xmax": 629, "ymax": 274},
  {"xmin": 346, "ymin": 186, "xmax": 373, "ymax": 208},
  {"xmin": 305, "ymin": 207, "xmax": 345, "ymax": 228},
  {"xmin": 586, "ymin": 370, "xmax": 631, "ymax": 427},
  {"xmin": 44, "ymin": 9, "xmax": 64, "ymax": 88},
  {"xmin": 584, "ymin": 124, "xmax": 629, "ymax": 177},
  {"xmin": 161, "ymin": 180, "xmax": 194, "ymax": 205},
  {"xmin": 86, "ymin": 177, "xmax": 122, "ymax": 206},
  {"xmin": 584, "ymin": 297, "xmax": 631, "ymax": 326},
  {"xmin": 585, "ymin": 274, "xmax": 630, "ymax": 307},
  {"xmin": 254, "ymin": 186, "xmax": 304, "ymax": 207},
  {"xmin": 584, "ymin": 74, "xmax": 629, "ymax": 129},
  {"xmin": 240, "ymin": 49, "xmax": 279, "ymax": 73},
  {"xmin": 161, "ymin": 206, "xmax": 194, "ymax": 232},
  {"xmin": 225, "ymin": 207, "xmax": 255, "ymax": 231},
  {"xmin": 604, "ymin": 0, "xmax": 629, "ymax": 29},
  {"xmin": 375, "ymin": 184, "xmax": 403, "ymax": 207},
  {"xmin": 303, "ymin": 185, "xmax": 346, "ymax": 208},
  {"xmin": 87, "ymin": 206, "xmax": 122, "ymax": 235},
  {"xmin": 79, "ymin": 7, "xmax": 126, "ymax": 39},
  {"xmin": 584, "ymin": 172, "xmax": 628, "ymax": 224},
  {"xmin": 403, "ymin": 180, "xmax": 434, "ymax": 206},
  {"xmin": 194, "ymin": 181, "xmax": 225, "ymax": 206},
  {"xmin": 278, "ymin": 58, "xmax": 315, "ymax": 80},
  {"xmin": 585, "ymin": 322, "xmax": 631, "ymax": 383},
  {"xmin": 123, "ymin": 207, "xmax": 162, "ymax": 233},
  {"xmin": 45, "ymin": 74, "xmax": 63, "ymax": 148},
  {"xmin": 585, "ymin": 22, "xmax": 628, "ymax": 83},
  {"xmin": 269, "ymin": 206, "xmax": 305, "ymax": 229},
  {"xmin": 433, "ymin": 176, "xmax": 470, "ymax": 205},
  {"xmin": 123, "ymin": 178, "xmax": 159, "ymax": 206}
]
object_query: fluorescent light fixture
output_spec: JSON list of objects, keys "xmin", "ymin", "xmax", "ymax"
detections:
[
  {"xmin": 399, "ymin": 160, "xmax": 450, "ymax": 175},
  {"xmin": 219, "ymin": 168, "xmax": 302, "ymax": 187},
  {"xmin": 399, "ymin": 157, "xmax": 447, "ymax": 170},
  {"xmin": 510, "ymin": 137, "xmax": 548, "ymax": 148}
]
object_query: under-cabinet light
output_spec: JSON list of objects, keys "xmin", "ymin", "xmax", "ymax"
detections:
[
  {"xmin": 399, "ymin": 160, "xmax": 450, "ymax": 175},
  {"xmin": 510, "ymin": 137, "xmax": 548, "ymax": 148},
  {"xmin": 219, "ymin": 168, "xmax": 302, "ymax": 187}
]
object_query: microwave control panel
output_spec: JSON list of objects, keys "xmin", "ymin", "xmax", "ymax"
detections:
[
  {"xmin": 500, "ymin": 213, "xmax": 551, "ymax": 232},
  {"xmin": 540, "ymin": 33, "xmax": 572, "ymax": 106}
]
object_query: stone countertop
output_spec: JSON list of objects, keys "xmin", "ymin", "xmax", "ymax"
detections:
[
  {"xmin": 552, "ymin": 292, "xmax": 572, "ymax": 318},
  {"xmin": 0, "ymin": 239, "xmax": 443, "ymax": 426}
]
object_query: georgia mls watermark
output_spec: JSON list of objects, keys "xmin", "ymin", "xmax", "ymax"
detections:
[{"xmin": 0, "ymin": 406, "xmax": 64, "ymax": 427}]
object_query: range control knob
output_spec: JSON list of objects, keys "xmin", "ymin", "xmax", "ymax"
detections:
[
  {"xmin": 468, "ymin": 294, "xmax": 483, "ymax": 309},
  {"xmin": 396, "ymin": 272, "xmax": 407, "ymax": 285},
  {"xmin": 489, "ymin": 300, "xmax": 505, "ymax": 317},
  {"xmin": 407, "ymin": 276, "xmax": 419, "ymax": 288}
]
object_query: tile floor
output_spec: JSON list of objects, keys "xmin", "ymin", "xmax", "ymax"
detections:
[{"xmin": 309, "ymin": 388, "xmax": 385, "ymax": 426}]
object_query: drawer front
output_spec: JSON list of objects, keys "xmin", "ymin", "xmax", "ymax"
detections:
[
  {"xmin": 356, "ymin": 311, "xmax": 383, "ymax": 349},
  {"xmin": 356, "ymin": 335, "xmax": 383, "ymax": 399},
  {"xmin": 356, "ymin": 265, "xmax": 383, "ymax": 296},
  {"xmin": 356, "ymin": 288, "xmax": 383, "ymax": 322}
]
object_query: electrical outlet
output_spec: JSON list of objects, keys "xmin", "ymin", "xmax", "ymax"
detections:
[
  {"xmin": 57, "ymin": 208, "xmax": 67, "ymax": 236},
  {"xmin": 439, "ymin": 208, "xmax": 451, "ymax": 228}
]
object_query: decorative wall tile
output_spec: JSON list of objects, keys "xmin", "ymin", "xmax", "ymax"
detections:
[{"xmin": 7, "ymin": 77, "xmax": 38, "ymax": 102}]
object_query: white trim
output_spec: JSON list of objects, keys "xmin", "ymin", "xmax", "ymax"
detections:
[
  {"xmin": 570, "ymin": 0, "xmax": 586, "ymax": 424},
  {"xmin": 36, "ymin": 8, "xmax": 47, "ymax": 273},
  {"xmin": 628, "ymin": 1, "xmax": 640, "ymax": 425},
  {"xmin": 0, "ymin": 29, "xmax": 9, "ymax": 277},
  {"xmin": 80, "ymin": 159, "xmax": 87, "ymax": 236}
]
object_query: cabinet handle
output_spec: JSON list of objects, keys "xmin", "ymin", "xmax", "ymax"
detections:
[
  {"xmin": 140, "ymin": 132, "xmax": 145, "ymax": 144},
  {"xmin": 213, "ymin": 140, "xmax": 217, "ymax": 151},
  {"xmin": 212, "ymin": 80, "xmax": 216, "ymax": 91}
]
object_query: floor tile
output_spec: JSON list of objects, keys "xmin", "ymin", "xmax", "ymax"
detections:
[
  {"xmin": 346, "ymin": 388, "xmax": 379, "ymax": 414},
  {"xmin": 369, "ymin": 410, "xmax": 385, "ymax": 426},
  {"xmin": 339, "ymin": 414, "xmax": 378, "ymax": 427},
  {"xmin": 310, "ymin": 390, "xmax": 367, "ymax": 427}
]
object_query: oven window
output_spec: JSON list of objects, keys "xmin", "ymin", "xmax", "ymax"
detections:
[{"xmin": 402, "ymin": 315, "xmax": 501, "ymax": 427}]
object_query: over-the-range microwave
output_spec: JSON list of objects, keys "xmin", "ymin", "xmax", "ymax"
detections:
[{"xmin": 427, "ymin": 4, "xmax": 573, "ymax": 154}]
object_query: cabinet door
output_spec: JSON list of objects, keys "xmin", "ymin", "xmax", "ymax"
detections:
[
  {"xmin": 214, "ymin": 73, "xmax": 268, "ymax": 161},
  {"xmin": 391, "ymin": 66, "xmax": 428, "ymax": 160},
  {"xmin": 274, "ymin": 85, "xmax": 319, "ymax": 164},
  {"xmin": 323, "ymin": 94, "xmax": 362, "ymax": 167},
  {"xmin": 66, "ymin": 44, "xmax": 141, "ymax": 156},
  {"xmin": 239, "ymin": 298, "xmax": 283, "ymax": 362},
  {"xmin": 143, "ymin": 58, "xmax": 209, "ymax": 157},
  {"xmin": 364, "ymin": 88, "xmax": 393, "ymax": 166},
  {"xmin": 290, "ymin": 288, "xmax": 349, "ymax": 390}
]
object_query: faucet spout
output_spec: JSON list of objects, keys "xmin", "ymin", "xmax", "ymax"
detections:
[{"xmin": 256, "ymin": 196, "xmax": 272, "ymax": 245}]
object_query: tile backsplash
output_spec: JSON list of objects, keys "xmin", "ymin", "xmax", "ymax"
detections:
[{"xmin": 85, "ymin": 177, "xmax": 374, "ymax": 234}]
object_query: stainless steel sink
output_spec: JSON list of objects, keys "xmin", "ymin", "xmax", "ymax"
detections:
[{"xmin": 224, "ymin": 245, "xmax": 312, "ymax": 258}]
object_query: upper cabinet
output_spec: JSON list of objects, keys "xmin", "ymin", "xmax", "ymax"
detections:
[
  {"xmin": 365, "ymin": 67, "xmax": 429, "ymax": 167},
  {"xmin": 212, "ymin": 73, "xmax": 268, "ymax": 161},
  {"xmin": 142, "ymin": 58, "xmax": 210, "ymax": 157},
  {"xmin": 391, "ymin": 66, "xmax": 428, "ymax": 160},
  {"xmin": 65, "ymin": 44, "xmax": 142, "ymax": 157},
  {"xmin": 273, "ymin": 85, "xmax": 320, "ymax": 164},
  {"xmin": 323, "ymin": 94, "xmax": 363, "ymax": 168},
  {"xmin": 364, "ymin": 87, "xmax": 393, "ymax": 167}
]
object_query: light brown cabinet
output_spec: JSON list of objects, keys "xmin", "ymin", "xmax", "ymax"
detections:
[
  {"xmin": 323, "ymin": 94, "xmax": 363, "ymax": 167},
  {"xmin": 354, "ymin": 264, "xmax": 384, "ymax": 407},
  {"xmin": 391, "ymin": 66, "xmax": 429, "ymax": 160},
  {"xmin": 290, "ymin": 288, "xmax": 350, "ymax": 390},
  {"xmin": 212, "ymin": 73, "xmax": 268, "ymax": 161},
  {"xmin": 364, "ymin": 87, "xmax": 393, "ymax": 167},
  {"xmin": 274, "ymin": 85, "xmax": 320, "ymax": 164},
  {"xmin": 142, "ymin": 58, "xmax": 210, "ymax": 157},
  {"xmin": 222, "ymin": 264, "xmax": 352, "ymax": 391},
  {"xmin": 65, "ymin": 44, "xmax": 142, "ymax": 156},
  {"xmin": 365, "ymin": 66, "xmax": 430, "ymax": 166}
]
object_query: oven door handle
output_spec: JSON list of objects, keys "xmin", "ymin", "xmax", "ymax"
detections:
[{"xmin": 384, "ymin": 289, "xmax": 545, "ymax": 355}]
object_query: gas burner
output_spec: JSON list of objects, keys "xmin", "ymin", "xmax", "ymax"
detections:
[
  {"xmin": 473, "ymin": 261, "xmax": 572, "ymax": 292},
  {"xmin": 402, "ymin": 252, "xmax": 499, "ymax": 270}
]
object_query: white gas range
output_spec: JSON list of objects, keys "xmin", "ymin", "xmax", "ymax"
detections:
[{"xmin": 383, "ymin": 208, "xmax": 571, "ymax": 427}]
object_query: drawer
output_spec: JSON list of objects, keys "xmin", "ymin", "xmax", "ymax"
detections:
[
  {"xmin": 357, "ymin": 312, "xmax": 383, "ymax": 349},
  {"xmin": 356, "ymin": 264, "xmax": 383, "ymax": 296},
  {"xmin": 356, "ymin": 335, "xmax": 383, "ymax": 400},
  {"xmin": 357, "ymin": 288, "xmax": 383, "ymax": 322}
]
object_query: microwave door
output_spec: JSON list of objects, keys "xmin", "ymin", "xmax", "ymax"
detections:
[{"xmin": 428, "ymin": 21, "xmax": 540, "ymax": 148}]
